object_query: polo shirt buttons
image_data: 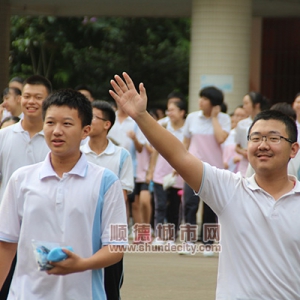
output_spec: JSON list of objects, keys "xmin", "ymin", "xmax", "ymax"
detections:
[
  {"xmin": 271, "ymin": 208, "xmax": 279, "ymax": 218},
  {"xmin": 56, "ymin": 188, "xmax": 64, "ymax": 204}
]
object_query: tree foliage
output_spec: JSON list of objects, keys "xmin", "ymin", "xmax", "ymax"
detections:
[{"xmin": 10, "ymin": 16, "xmax": 190, "ymax": 107}]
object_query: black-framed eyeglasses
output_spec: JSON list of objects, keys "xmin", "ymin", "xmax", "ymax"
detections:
[
  {"xmin": 93, "ymin": 115, "xmax": 108, "ymax": 122},
  {"xmin": 247, "ymin": 133, "xmax": 294, "ymax": 144}
]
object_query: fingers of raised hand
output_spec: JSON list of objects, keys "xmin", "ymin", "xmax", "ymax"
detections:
[
  {"xmin": 122, "ymin": 72, "xmax": 136, "ymax": 90},
  {"xmin": 110, "ymin": 78, "xmax": 123, "ymax": 96},
  {"xmin": 113, "ymin": 75, "xmax": 128, "ymax": 92}
]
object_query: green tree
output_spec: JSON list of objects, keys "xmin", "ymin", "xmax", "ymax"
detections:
[{"xmin": 10, "ymin": 16, "xmax": 190, "ymax": 106}]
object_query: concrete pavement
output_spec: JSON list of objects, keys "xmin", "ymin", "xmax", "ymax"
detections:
[{"xmin": 121, "ymin": 249, "xmax": 218, "ymax": 300}]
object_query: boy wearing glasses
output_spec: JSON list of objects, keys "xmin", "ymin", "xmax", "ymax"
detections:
[
  {"xmin": 81, "ymin": 100, "xmax": 133, "ymax": 300},
  {"xmin": 109, "ymin": 72, "xmax": 300, "ymax": 299}
]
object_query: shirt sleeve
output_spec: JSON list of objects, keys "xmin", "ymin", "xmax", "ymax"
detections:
[
  {"xmin": 235, "ymin": 121, "xmax": 243, "ymax": 145},
  {"xmin": 119, "ymin": 149, "xmax": 134, "ymax": 192},
  {"xmin": 183, "ymin": 113, "xmax": 192, "ymax": 139},
  {"xmin": 219, "ymin": 113, "xmax": 231, "ymax": 133},
  {"xmin": 197, "ymin": 162, "xmax": 243, "ymax": 216},
  {"xmin": 135, "ymin": 126, "xmax": 147, "ymax": 145},
  {"xmin": 0, "ymin": 173, "xmax": 22, "ymax": 243},
  {"xmin": 101, "ymin": 173, "xmax": 128, "ymax": 246}
]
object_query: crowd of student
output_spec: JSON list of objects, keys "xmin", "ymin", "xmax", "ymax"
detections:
[
  {"xmin": 109, "ymin": 72, "xmax": 300, "ymax": 299},
  {"xmin": 1, "ymin": 73, "xmax": 300, "ymax": 299}
]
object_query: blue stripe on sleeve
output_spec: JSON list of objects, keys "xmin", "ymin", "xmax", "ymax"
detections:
[
  {"xmin": 92, "ymin": 168, "xmax": 119, "ymax": 300},
  {"xmin": 119, "ymin": 149, "xmax": 129, "ymax": 177}
]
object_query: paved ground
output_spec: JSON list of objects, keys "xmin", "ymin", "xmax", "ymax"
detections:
[{"xmin": 121, "ymin": 248, "xmax": 218, "ymax": 300}]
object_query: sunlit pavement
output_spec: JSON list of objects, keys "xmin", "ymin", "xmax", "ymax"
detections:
[{"xmin": 121, "ymin": 248, "xmax": 218, "ymax": 300}]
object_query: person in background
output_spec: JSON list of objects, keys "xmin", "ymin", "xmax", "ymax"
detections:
[
  {"xmin": 75, "ymin": 84, "xmax": 95, "ymax": 102},
  {"xmin": 9, "ymin": 77, "xmax": 24, "ymax": 92},
  {"xmin": 148, "ymin": 99, "xmax": 187, "ymax": 244},
  {"xmin": 0, "ymin": 75, "xmax": 51, "ymax": 299},
  {"xmin": 0, "ymin": 116, "xmax": 20, "ymax": 129},
  {"xmin": 223, "ymin": 106, "xmax": 247, "ymax": 172},
  {"xmin": 80, "ymin": 99, "xmax": 133, "ymax": 300},
  {"xmin": 2, "ymin": 87, "xmax": 23, "ymax": 119},
  {"xmin": 107, "ymin": 101, "xmax": 145, "ymax": 238},
  {"xmin": 1, "ymin": 77, "xmax": 24, "ymax": 122},
  {"xmin": 182, "ymin": 86, "xmax": 231, "ymax": 256},
  {"xmin": 292, "ymin": 92, "xmax": 300, "ymax": 141},
  {"xmin": 235, "ymin": 91, "xmax": 269, "ymax": 176},
  {"xmin": 158, "ymin": 91, "xmax": 186, "ymax": 127}
]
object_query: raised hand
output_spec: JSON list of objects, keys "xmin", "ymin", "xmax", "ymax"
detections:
[
  {"xmin": 211, "ymin": 105, "xmax": 221, "ymax": 118},
  {"xmin": 109, "ymin": 72, "xmax": 148, "ymax": 120}
]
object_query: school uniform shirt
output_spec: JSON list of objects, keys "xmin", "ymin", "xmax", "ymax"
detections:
[
  {"xmin": 183, "ymin": 110, "xmax": 231, "ymax": 168},
  {"xmin": 107, "ymin": 111, "xmax": 146, "ymax": 177},
  {"xmin": 199, "ymin": 162, "xmax": 300, "ymax": 299},
  {"xmin": 0, "ymin": 153, "xmax": 127, "ymax": 300},
  {"xmin": 81, "ymin": 139, "xmax": 134, "ymax": 193},
  {"xmin": 0, "ymin": 121, "xmax": 49, "ymax": 203}
]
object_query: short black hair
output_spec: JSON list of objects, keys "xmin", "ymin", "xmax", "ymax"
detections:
[
  {"xmin": 0, "ymin": 116, "xmax": 20, "ymax": 129},
  {"xmin": 9, "ymin": 77, "xmax": 24, "ymax": 84},
  {"xmin": 75, "ymin": 84, "xmax": 94, "ymax": 97},
  {"xmin": 2, "ymin": 87, "xmax": 21, "ymax": 98},
  {"xmin": 42, "ymin": 89, "xmax": 92, "ymax": 128},
  {"xmin": 92, "ymin": 100, "xmax": 116, "ymax": 132},
  {"xmin": 246, "ymin": 91, "xmax": 270, "ymax": 111},
  {"xmin": 220, "ymin": 102, "xmax": 228, "ymax": 113},
  {"xmin": 271, "ymin": 102, "xmax": 296, "ymax": 121},
  {"xmin": 171, "ymin": 99, "xmax": 187, "ymax": 111},
  {"xmin": 167, "ymin": 91, "xmax": 186, "ymax": 102},
  {"xmin": 248, "ymin": 110, "xmax": 298, "ymax": 143},
  {"xmin": 23, "ymin": 75, "xmax": 52, "ymax": 94},
  {"xmin": 199, "ymin": 86, "xmax": 223, "ymax": 106}
]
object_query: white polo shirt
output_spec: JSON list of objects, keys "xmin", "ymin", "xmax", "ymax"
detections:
[
  {"xmin": 183, "ymin": 110, "xmax": 231, "ymax": 168},
  {"xmin": 0, "ymin": 121, "xmax": 49, "ymax": 202},
  {"xmin": 0, "ymin": 153, "xmax": 127, "ymax": 300},
  {"xmin": 107, "ymin": 112, "xmax": 146, "ymax": 177},
  {"xmin": 198, "ymin": 163, "xmax": 300, "ymax": 299},
  {"xmin": 81, "ymin": 139, "xmax": 134, "ymax": 192}
]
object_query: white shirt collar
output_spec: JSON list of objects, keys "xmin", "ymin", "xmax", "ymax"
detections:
[
  {"xmin": 13, "ymin": 120, "xmax": 44, "ymax": 136},
  {"xmin": 197, "ymin": 110, "xmax": 205, "ymax": 118},
  {"xmin": 81, "ymin": 139, "xmax": 116, "ymax": 156},
  {"xmin": 246, "ymin": 174, "xmax": 300, "ymax": 193},
  {"xmin": 39, "ymin": 152, "xmax": 88, "ymax": 179}
]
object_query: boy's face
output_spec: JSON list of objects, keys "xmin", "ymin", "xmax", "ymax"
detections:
[
  {"xmin": 2, "ymin": 89, "xmax": 21, "ymax": 115},
  {"xmin": 21, "ymin": 84, "xmax": 48, "ymax": 118},
  {"xmin": 89, "ymin": 108, "xmax": 110, "ymax": 137},
  {"xmin": 247, "ymin": 119, "xmax": 298, "ymax": 175},
  {"xmin": 43, "ymin": 105, "xmax": 90, "ymax": 159}
]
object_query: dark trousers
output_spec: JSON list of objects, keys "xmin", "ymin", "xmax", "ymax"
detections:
[
  {"xmin": 104, "ymin": 258, "xmax": 123, "ymax": 300},
  {"xmin": 183, "ymin": 183, "xmax": 216, "ymax": 244},
  {"xmin": 0, "ymin": 255, "xmax": 16, "ymax": 300},
  {"xmin": 153, "ymin": 183, "xmax": 181, "ymax": 238},
  {"xmin": 183, "ymin": 183, "xmax": 200, "ymax": 225}
]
